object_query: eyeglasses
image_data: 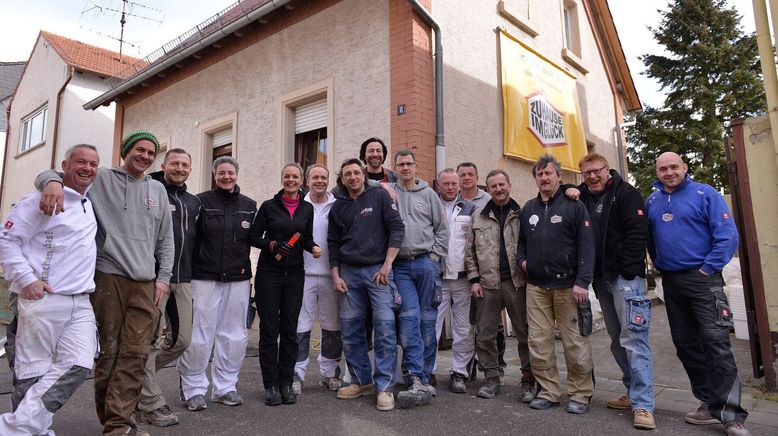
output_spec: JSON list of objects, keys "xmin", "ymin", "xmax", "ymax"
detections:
[{"xmin": 581, "ymin": 165, "xmax": 607, "ymax": 177}]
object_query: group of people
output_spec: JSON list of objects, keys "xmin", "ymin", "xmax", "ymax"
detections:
[{"xmin": 0, "ymin": 130, "xmax": 750, "ymax": 436}]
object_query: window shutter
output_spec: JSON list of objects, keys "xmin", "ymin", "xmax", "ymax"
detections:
[
  {"xmin": 294, "ymin": 99, "xmax": 327, "ymax": 134},
  {"xmin": 212, "ymin": 128, "xmax": 232, "ymax": 147}
]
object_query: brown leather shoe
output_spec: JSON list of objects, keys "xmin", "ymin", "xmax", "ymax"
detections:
[
  {"xmin": 336, "ymin": 383, "xmax": 375, "ymax": 399},
  {"xmin": 606, "ymin": 394, "xmax": 631, "ymax": 410},
  {"xmin": 633, "ymin": 409, "xmax": 656, "ymax": 430}
]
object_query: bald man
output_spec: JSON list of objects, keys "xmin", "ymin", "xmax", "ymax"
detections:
[{"xmin": 645, "ymin": 152, "xmax": 749, "ymax": 436}]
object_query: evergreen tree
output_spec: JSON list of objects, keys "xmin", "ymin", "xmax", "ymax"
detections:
[{"xmin": 627, "ymin": 0, "xmax": 765, "ymax": 198}]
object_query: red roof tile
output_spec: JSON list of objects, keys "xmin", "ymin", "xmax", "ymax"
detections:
[{"xmin": 40, "ymin": 31, "xmax": 141, "ymax": 78}]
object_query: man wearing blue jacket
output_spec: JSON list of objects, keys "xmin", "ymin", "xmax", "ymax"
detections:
[{"xmin": 646, "ymin": 152, "xmax": 749, "ymax": 436}]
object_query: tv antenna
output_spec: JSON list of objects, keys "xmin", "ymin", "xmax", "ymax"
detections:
[{"xmin": 80, "ymin": 0, "xmax": 165, "ymax": 60}]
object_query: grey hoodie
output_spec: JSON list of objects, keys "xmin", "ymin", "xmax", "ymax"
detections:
[
  {"xmin": 391, "ymin": 179, "xmax": 448, "ymax": 259},
  {"xmin": 35, "ymin": 166, "xmax": 174, "ymax": 284}
]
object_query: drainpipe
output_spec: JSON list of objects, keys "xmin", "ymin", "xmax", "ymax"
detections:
[
  {"xmin": 752, "ymin": 0, "xmax": 778, "ymax": 171},
  {"xmin": 406, "ymin": 0, "xmax": 444, "ymax": 177},
  {"xmin": 0, "ymin": 100, "xmax": 12, "ymax": 212},
  {"xmin": 51, "ymin": 66, "xmax": 74, "ymax": 169}
]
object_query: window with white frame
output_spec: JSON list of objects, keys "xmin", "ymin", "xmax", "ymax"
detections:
[
  {"xmin": 294, "ymin": 98, "xmax": 328, "ymax": 174},
  {"xmin": 563, "ymin": 0, "xmax": 581, "ymax": 56},
  {"xmin": 20, "ymin": 105, "xmax": 48, "ymax": 153}
]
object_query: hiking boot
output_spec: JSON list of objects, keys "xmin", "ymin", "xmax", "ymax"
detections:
[
  {"xmin": 397, "ymin": 376, "xmax": 433, "ymax": 409},
  {"xmin": 566, "ymin": 400, "xmax": 588, "ymax": 414},
  {"xmin": 529, "ymin": 398, "xmax": 560, "ymax": 410},
  {"xmin": 213, "ymin": 391, "xmax": 242, "ymax": 406},
  {"xmin": 185, "ymin": 394, "xmax": 207, "ymax": 412},
  {"xmin": 633, "ymin": 409, "xmax": 656, "ymax": 430},
  {"xmin": 292, "ymin": 375, "xmax": 303, "ymax": 395},
  {"xmin": 280, "ymin": 384, "xmax": 297, "ymax": 404},
  {"xmin": 685, "ymin": 403, "xmax": 718, "ymax": 425},
  {"xmin": 319, "ymin": 375, "xmax": 345, "ymax": 391},
  {"xmin": 519, "ymin": 370, "xmax": 539, "ymax": 403},
  {"xmin": 336, "ymin": 383, "xmax": 375, "ymax": 399},
  {"xmin": 139, "ymin": 405, "xmax": 179, "ymax": 427},
  {"xmin": 724, "ymin": 421, "xmax": 751, "ymax": 436},
  {"xmin": 265, "ymin": 386, "xmax": 282, "ymax": 406},
  {"xmin": 376, "ymin": 391, "xmax": 395, "ymax": 411},
  {"xmin": 448, "ymin": 372, "xmax": 467, "ymax": 394},
  {"xmin": 477, "ymin": 377, "xmax": 501, "ymax": 399},
  {"xmin": 607, "ymin": 394, "xmax": 631, "ymax": 410}
]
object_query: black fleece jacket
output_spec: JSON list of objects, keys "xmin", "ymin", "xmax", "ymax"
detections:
[{"xmin": 250, "ymin": 190, "xmax": 316, "ymax": 273}]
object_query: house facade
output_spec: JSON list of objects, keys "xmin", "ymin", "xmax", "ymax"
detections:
[
  {"xmin": 86, "ymin": 0, "xmax": 640, "ymax": 202},
  {"xmin": 0, "ymin": 32, "xmax": 136, "ymax": 217}
]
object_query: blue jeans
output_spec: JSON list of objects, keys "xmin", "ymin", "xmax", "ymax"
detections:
[
  {"xmin": 338, "ymin": 263, "xmax": 397, "ymax": 392},
  {"xmin": 594, "ymin": 275, "xmax": 654, "ymax": 412},
  {"xmin": 393, "ymin": 254, "xmax": 438, "ymax": 384}
]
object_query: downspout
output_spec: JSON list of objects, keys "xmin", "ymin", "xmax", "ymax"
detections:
[
  {"xmin": 0, "ymin": 100, "xmax": 12, "ymax": 212},
  {"xmin": 752, "ymin": 0, "xmax": 778, "ymax": 171},
  {"xmin": 405, "ymin": 0, "xmax": 444, "ymax": 177},
  {"xmin": 51, "ymin": 66, "xmax": 74, "ymax": 169}
]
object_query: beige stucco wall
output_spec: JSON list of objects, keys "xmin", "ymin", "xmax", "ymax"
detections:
[
  {"xmin": 741, "ymin": 116, "xmax": 778, "ymax": 342},
  {"xmin": 432, "ymin": 0, "xmax": 620, "ymax": 201},
  {"xmin": 1, "ymin": 38, "xmax": 115, "ymax": 218},
  {"xmin": 122, "ymin": 0, "xmax": 391, "ymax": 201}
]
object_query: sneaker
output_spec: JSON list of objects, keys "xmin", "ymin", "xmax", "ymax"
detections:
[
  {"xmin": 213, "ymin": 391, "xmax": 243, "ymax": 406},
  {"xmin": 265, "ymin": 386, "xmax": 282, "ymax": 406},
  {"xmin": 280, "ymin": 384, "xmax": 297, "ymax": 404},
  {"xmin": 685, "ymin": 403, "xmax": 718, "ymax": 425},
  {"xmin": 292, "ymin": 375, "xmax": 303, "ymax": 395},
  {"xmin": 448, "ymin": 372, "xmax": 467, "ymax": 394},
  {"xmin": 336, "ymin": 383, "xmax": 375, "ymax": 399},
  {"xmin": 566, "ymin": 400, "xmax": 588, "ymax": 414},
  {"xmin": 633, "ymin": 409, "xmax": 656, "ymax": 430},
  {"xmin": 319, "ymin": 375, "xmax": 345, "ymax": 391},
  {"xmin": 519, "ymin": 370, "xmax": 539, "ymax": 403},
  {"xmin": 607, "ymin": 394, "xmax": 631, "ymax": 410},
  {"xmin": 397, "ymin": 376, "xmax": 433, "ymax": 409},
  {"xmin": 376, "ymin": 391, "xmax": 395, "ymax": 411},
  {"xmin": 529, "ymin": 398, "xmax": 560, "ymax": 410},
  {"xmin": 477, "ymin": 377, "xmax": 501, "ymax": 399},
  {"xmin": 185, "ymin": 394, "xmax": 207, "ymax": 412},
  {"xmin": 724, "ymin": 421, "xmax": 751, "ymax": 436},
  {"xmin": 139, "ymin": 405, "xmax": 179, "ymax": 427}
]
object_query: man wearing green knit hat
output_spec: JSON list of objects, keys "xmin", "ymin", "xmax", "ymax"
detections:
[{"xmin": 35, "ymin": 129, "xmax": 174, "ymax": 436}]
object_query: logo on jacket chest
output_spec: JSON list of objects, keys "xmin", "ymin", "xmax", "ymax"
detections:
[
  {"xmin": 145, "ymin": 197, "xmax": 158, "ymax": 208},
  {"xmin": 170, "ymin": 205, "xmax": 176, "ymax": 212},
  {"xmin": 414, "ymin": 203, "xmax": 426, "ymax": 212},
  {"xmin": 360, "ymin": 207, "xmax": 374, "ymax": 217},
  {"xmin": 550, "ymin": 215, "xmax": 562, "ymax": 224},
  {"xmin": 241, "ymin": 220, "xmax": 251, "ymax": 229},
  {"xmin": 595, "ymin": 204, "xmax": 603, "ymax": 214},
  {"xmin": 662, "ymin": 213, "xmax": 673, "ymax": 222},
  {"xmin": 529, "ymin": 214, "xmax": 539, "ymax": 229}
]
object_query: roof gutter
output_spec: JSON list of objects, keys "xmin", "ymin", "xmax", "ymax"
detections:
[
  {"xmin": 405, "ymin": 0, "xmax": 444, "ymax": 178},
  {"xmin": 83, "ymin": 0, "xmax": 292, "ymax": 110},
  {"xmin": 51, "ymin": 66, "xmax": 74, "ymax": 169}
]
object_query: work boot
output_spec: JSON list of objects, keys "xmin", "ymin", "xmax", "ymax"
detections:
[
  {"xmin": 336, "ymin": 383, "xmax": 375, "ymax": 399},
  {"xmin": 292, "ymin": 375, "xmax": 303, "ymax": 395},
  {"xmin": 280, "ymin": 384, "xmax": 297, "ymax": 404},
  {"xmin": 376, "ymin": 391, "xmax": 395, "ymax": 411},
  {"xmin": 139, "ymin": 404, "xmax": 179, "ymax": 427},
  {"xmin": 724, "ymin": 421, "xmax": 751, "ymax": 436},
  {"xmin": 264, "ymin": 386, "xmax": 282, "ymax": 406},
  {"xmin": 477, "ymin": 377, "xmax": 501, "ymax": 399},
  {"xmin": 607, "ymin": 394, "xmax": 631, "ymax": 410},
  {"xmin": 519, "ymin": 370, "xmax": 539, "ymax": 403},
  {"xmin": 397, "ymin": 376, "xmax": 432, "ymax": 409},
  {"xmin": 685, "ymin": 403, "xmax": 718, "ymax": 425},
  {"xmin": 633, "ymin": 409, "xmax": 656, "ymax": 430},
  {"xmin": 448, "ymin": 372, "xmax": 467, "ymax": 394},
  {"xmin": 319, "ymin": 375, "xmax": 345, "ymax": 391}
]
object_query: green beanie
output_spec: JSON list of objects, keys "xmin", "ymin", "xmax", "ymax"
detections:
[{"xmin": 121, "ymin": 130, "xmax": 160, "ymax": 158}]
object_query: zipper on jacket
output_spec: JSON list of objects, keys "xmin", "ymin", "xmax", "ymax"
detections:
[{"xmin": 174, "ymin": 191, "xmax": 185, "ymax": 283}]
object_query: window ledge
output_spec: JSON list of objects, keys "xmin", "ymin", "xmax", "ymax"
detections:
[
  {"xmin": 15, "ymin": 141, "xmax": 46, "ymax": 158},
  {"xmin": 498, "ymin": 1, "xmax": 539, "ymax": 38},
  {"xmin": 561, "ymin": 48, "xmax": 588, "ymax": 75}
]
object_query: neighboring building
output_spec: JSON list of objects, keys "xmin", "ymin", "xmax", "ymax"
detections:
[
  {"xmin": 84, "ymin": 0, "xmax": 640, "ymax": 202},
  {"xmin": 0, "ymin": 61, "xmax": 26, "ymax": 185},
  {"xmin": 0, "ymin": 31, "xmax": 138, "ymax": 217}
]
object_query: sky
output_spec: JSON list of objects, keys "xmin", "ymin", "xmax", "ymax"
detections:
[{"xmin": 0, "ymin": 0, "xmax": 763, "ymax": 110}]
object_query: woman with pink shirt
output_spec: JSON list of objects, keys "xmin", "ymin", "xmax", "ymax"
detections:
[{"xmin": 250, "ymin": 163, "xmax": 320, "ymax": 406}]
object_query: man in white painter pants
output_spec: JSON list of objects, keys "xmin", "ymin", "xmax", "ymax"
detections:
[
  {"xmin": 0, "ymin": 144, "xmax": 100, "ymax": 435},
  {"xmin": 433, "ymin": 169, "xmax": 477, "ymax": 393},
  {"xmin": 292, "ymin": 164, "xmax": 344, "ymax": 395}
]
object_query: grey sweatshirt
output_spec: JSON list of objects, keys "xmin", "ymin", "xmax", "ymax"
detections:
[
  {"xmin": 391, "ymin": 179, "xmax": 449, "ymax": 259},
  {"xmin": 35, "ymin": 166, "xmax": 174, "ymax": 284}
]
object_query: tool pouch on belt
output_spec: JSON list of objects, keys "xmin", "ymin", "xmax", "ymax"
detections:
[{"xmin": 578, "ymin": 300, "xmax": 593, "ymax": 336}]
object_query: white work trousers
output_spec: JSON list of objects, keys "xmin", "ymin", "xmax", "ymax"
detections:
[
  {"xmin": 177, "ymin": 279, "xmax": 250, "ymax": 400},
  {"xmin": 294, "ymin": 274, "xmax": 342, "ymax": 381},
  {"xmin": 0, "ymin": 293, "xmax": 96, "ymax": 436},
  {"xmin": 434, "ymin": 277, "xmax": 475, "ymax": 375}
]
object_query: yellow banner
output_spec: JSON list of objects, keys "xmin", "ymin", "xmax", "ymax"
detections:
[{"xmin": 500, "ymin": 29, "xmax": 586, "ymax": 172}]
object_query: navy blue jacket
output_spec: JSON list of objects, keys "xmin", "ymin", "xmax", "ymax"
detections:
[
  {"xmin": 328, "ymin": 186, "xmax": 405, "ymax": 267},
  {"xmin": 645, "ymin": 175, "xmax": 738, "ymax": 274}
]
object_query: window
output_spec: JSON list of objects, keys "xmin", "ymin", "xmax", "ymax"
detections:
[
  {"xmin": 294, "ymin": 99, "xmax": 328, "ymax": 173},
  {"xmin": 20, "ymin": 105, "xmax": 47, "ymax": 153},
  {"xmin": 199, "ymin": 113, "xmax": 237, "ymax": 190},
  {"xmin": 561, "ymin": 0, "xmax": 587, "ymax": 74}
]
